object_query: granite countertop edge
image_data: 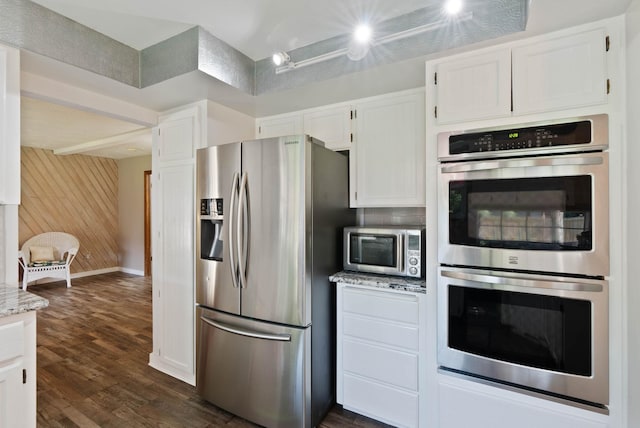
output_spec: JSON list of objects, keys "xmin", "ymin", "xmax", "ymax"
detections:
[
  {"xmin": 0, "ymin": 284, "xmax": 49, "ymax": 318},
  {"xmin": 329, "ymin": 271, "xmax": 426, "ymax": 294}
]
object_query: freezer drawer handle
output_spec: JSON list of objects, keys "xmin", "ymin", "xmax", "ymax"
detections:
[{"xmin": 201, "ymin": 316, "xmax": 292, "ymax": 342}]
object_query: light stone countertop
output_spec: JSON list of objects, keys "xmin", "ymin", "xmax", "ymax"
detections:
[
  {"xmin": 329, "ymin": 271, "xmax": 426, "ymax": 294},
  {"xmin": 0, "ymin": 284, "xmax": 49, "ymax": 318}
]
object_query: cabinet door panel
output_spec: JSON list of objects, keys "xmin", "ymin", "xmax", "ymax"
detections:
[
  {"xmin": 303, "ymin": 106, "xmax": 351, "ymax": 151},
  {"xmin": 343, "ymin": 314, "xmax": 419, "ymax": 350},
  {"xmin": 343, "ymin": 287, "xmax": 419, "ymax": 324},
  {"xmin": 435, "ymin": 49, "xmax": 512, "ymax": 124},
  {"xmin": 439, "ymin": 378, "xmax": 608, "ymax": 428},
  {"xmin": 0, "ymin": 360, "xmax": 23, "ymax": 428},
  {"xmin": 343, "ymin": 374, "xmax": 418, "ymax": 428},
  {"xmin": 158, "ymin": 116, "xmax": 194, "ymax": 163},
  {"xmin": 343, "ymin": 339, "xmax": 418, "ymax": 390},
  {"xmin": 353, "ymin": 92, "xmax": 425, "ymax": 207},
  {"xmin": 256, "ymin": 114, "xmax": 302, "ymax": 139},
  {"xmin": 512, "ymin": 29, "xmax": 607, "ymax": 115}
]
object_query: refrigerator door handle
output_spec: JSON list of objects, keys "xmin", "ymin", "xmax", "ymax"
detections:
[
  {"xmin": 229, "ymin": 172, "xmax": 240, "ymax": 288},
  {"xmin": 237, "ymin": 172, "xmax": 249, "ymax": 289},
  {"xmin": 201, "ymin": 316, "xmax": 292, "ymax": 342}
]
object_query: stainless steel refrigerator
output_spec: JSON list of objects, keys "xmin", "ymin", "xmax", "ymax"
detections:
[{"xmin": 195, "ymin": 135, "xmax": 353, "ymax": 428}]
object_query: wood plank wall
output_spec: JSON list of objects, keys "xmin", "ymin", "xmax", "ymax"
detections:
[{"xmin": 19, "ymin": 147, "xmax": 119, "ymax": 273}]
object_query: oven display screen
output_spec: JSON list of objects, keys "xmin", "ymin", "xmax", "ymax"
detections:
[
  {"xmin": 448, "ymin": 285, "xmax": 592, "ymax": 376},
  {"xmin": 449, "ymin": 120, "xmax": 592, "ymax": 155}
]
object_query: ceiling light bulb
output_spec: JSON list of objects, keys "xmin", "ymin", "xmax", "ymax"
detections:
[
  {"xmin": 353, "ymin": 24, "xmax": 372, "ymax": 44},
  {"xmin": 272, "ymin": 52, "xmax": 290, "ymax": 66},
  {"xmin": 444, "ymin": 0, "xmax": 463, "ymax": 15}
]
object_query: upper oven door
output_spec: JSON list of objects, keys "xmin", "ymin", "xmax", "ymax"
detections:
[{"xmin": 438, "ymin": 151, "xmax": 609, "ymax": 277}]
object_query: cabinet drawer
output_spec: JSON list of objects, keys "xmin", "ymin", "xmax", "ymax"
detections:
[
  {"xmin": 342, "ymin": 287, "xmax": 419, "ymax": 324},
  {"xmin": 0, "ymin": 321, "xmax": 23, "ymax": 362},
  {"xmin": 343, "ymin": 339, "xmax": 418, "ymax": 390},
  {"xmin": 343, "ymin": 374, "xmax": 418, "ymax": 428},
  {"xmin": 343, "ymin": 314, "xmax": 418, "ymax": 350}
]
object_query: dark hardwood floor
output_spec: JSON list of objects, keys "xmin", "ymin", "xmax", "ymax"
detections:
[{"xmin": 28, "ymin": 272, "xmax": 390, "ymax": 427}]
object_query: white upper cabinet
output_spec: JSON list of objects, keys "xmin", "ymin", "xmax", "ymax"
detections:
[
  {"xmin": 255, "ymin": 113, "xmax": 303, "ymax": 139},
  {"xmin": 351, "ymin": 89, "xmax": 425, "ymax": 207},
  {"xmin": 303, "ymin": 105, "xmax": 352, "ymax": 151},
  {"xmin": 0, "ymin": 44, "xmax": 20, "ymax": 205},
  {"xmin": 434, "ymin": 49, "xmax": 512, "ymax": 124},
  {"xmin": 432, "ymin": 28, "xmax": 609, "ymax": 125},
  {"xmin": 512, "ymin": 29, "xmax": 607, "ymax": 115}
]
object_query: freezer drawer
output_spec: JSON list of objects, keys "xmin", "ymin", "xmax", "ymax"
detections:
[{"xmin": 196, "ymin": 307, "xmax": 311, "ymax": 428}]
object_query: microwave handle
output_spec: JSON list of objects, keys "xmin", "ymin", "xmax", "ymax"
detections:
[
  {"xmin": 440, "ymin": 155, "xmax": 604, "ymax": 173},
  {"xmin": 441, "ymin": 269, "xmax": 603, "ymax": 293}
]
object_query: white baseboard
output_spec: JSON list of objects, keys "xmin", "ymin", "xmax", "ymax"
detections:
[
  {"xmin": 149, "ymin": 353, "xmax": 196, "ymax": 386},
  {"xmin": 119, "ymin": 267, "xmax": 145, "ymax": 276},
  {"xmin": 27, "ymin": 266, "xmax": 145, "ymax": 285}
]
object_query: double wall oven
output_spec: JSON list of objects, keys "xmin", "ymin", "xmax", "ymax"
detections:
[{"xmin": 437, "ymin": 114, "xmax": 610, "ymax": 410}]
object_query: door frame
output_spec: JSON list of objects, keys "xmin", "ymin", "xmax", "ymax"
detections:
[{"xmin": 144, "ymin": 170, "xmax": 152, "ymax": 276}]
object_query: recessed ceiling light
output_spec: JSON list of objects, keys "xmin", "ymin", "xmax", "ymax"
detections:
[
  {"xmin": 353, "ymin": 24, "xmax": 372, "ymax": 44},
  {"xmin": 444, "ymin": 0, "xmax": 463, "ymax": 15}
]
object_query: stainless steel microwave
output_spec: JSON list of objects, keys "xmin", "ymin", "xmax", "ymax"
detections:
[{"xmin": 343, "ymin": 226, "xmax": 425, "ymax": 278}]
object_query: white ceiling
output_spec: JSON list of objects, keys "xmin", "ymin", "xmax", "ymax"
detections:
[{"xmin": 20, "ymin": 0, "xmax": 633, "ymax": 160}]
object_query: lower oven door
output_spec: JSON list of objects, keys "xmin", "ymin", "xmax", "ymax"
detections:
[{"xmin": 437, "ymin": 266, "xmax": 608, "ymax": 406}]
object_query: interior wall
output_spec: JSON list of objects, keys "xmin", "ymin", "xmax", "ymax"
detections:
[
  {"xmin": 117, "ymin": 155, "xmax": 151, "ymax": 274},
  {"xmin": 0, "ymin": 206, "xmax": 4, "ymax": 282},
  {"xmin": 625, "ymin": 1, "xmax": 640, "ymax": 424},
  {"xmin": 356, "ymin": 207, "xmax": 426, "ymax": 227},
  {"xmin": 19, "ymin": 147, "xmax": 119, "ymax": 274}
]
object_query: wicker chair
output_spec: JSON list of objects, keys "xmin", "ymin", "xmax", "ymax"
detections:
[{"xmin": 18, "ymin": 232, "xmax": 80, "ymax": 291}]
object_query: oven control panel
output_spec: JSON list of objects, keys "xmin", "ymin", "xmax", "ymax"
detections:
[{"xmin": 449, "ymin": 120, "xmax": 592, "ymax": 155}]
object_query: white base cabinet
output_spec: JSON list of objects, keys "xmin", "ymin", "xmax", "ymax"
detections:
[
  {"xmin": 0, "ymin": 311, "xmax": 37, "ymax": 428},
  {"xmin": 438, "ymin": 374, "xmax": 609, "ymax": 428},
  {"xmin": 336, "ymin": 283, "xmax": 426, "ymax": 428}
]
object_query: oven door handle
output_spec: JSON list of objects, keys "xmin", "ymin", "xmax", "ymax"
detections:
[
  {"xmin": 440, "ymin": 155, "xmax": 604, "ymax": 173},
  {"xmin": 441, "ymin": 270, "xmax": 603, "ymax": 292}
]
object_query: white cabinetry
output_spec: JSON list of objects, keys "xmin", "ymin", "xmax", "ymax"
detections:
[
  {"xmin": 0, "ymin": 312, "xmax": 37, "ymax": 428},
  {"xmin": 438, "ymin": 374, "xmax": 609, "ymax": 428},
  {"xmin": 0, "ymin": 43, "xmax": 20, "ymax": 205},
  {"xmin": 433, "ymin": 28, "xmax": 609, "ymax": 124},
  {"xmin": 150, "ymin": 104, "xmax": 204, "ymax": 385},
  {"xmin": 351, "ymin": 89, "xmax": 425, "ymax": 207},
  {"xmin": 434, "ymin": 49, "xmax": 511, "ymax": 124},
  {"xmin": 512, "ymin": 29, "xmax": 607, "ymax": 115},
  {"xmin": 337, "ymin": 283, "xmax": 426, "ymax": 428},
  {"xmin": 255, "ymin": 113, "xmax": 302, "ymax": 138},
  {"xmin": 302, "ymin": 105, "xmax": 352, "ymax": 151}
]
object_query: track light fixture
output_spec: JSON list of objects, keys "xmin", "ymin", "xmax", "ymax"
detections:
[
  {"xmin": 272, "ymin": 51, "xmax": 291, "ymax": 66},
  {"xmin": 273, "ymin": 7, "xmax": 472, "ymax": 74}
]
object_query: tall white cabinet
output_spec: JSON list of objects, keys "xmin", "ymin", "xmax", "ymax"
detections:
[
  {"xmin": 150, "ymin": 103, "xmax": 203, "ymax": 385},
  {"xmin": 150, "ymin": 101, "xmax": 254, "ymax": 385}
]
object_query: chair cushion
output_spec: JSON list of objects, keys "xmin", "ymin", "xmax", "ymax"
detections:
[{"xmin": 30, "ymin": 246, "xmax": 55, "ymax": 262}]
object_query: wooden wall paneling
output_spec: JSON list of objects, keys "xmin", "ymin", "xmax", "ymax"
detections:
[{"xmin": 19, "ymin": 147, "xmax": 119, "ymax": 274}]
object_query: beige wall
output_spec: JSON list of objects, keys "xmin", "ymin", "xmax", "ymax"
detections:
[
  {"xmin": 117, "ymin": 155, "xmax": 151, "ymax": 274},
  {"xmin": 19, "ymin": 147, "xmax": 119, "ymax": 274}
]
